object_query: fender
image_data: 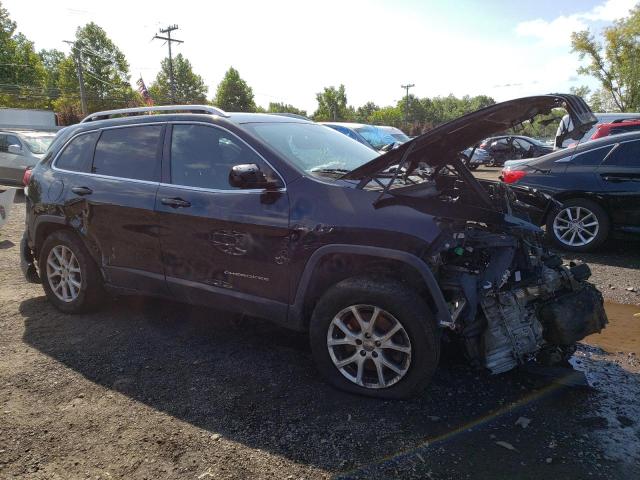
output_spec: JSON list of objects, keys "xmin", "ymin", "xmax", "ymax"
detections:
[{"xmin": 287, "ymin": 244, "xmax": 452, "ymax": 330}]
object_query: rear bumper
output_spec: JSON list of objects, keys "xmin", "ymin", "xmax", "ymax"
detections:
[{"xmin": 20, "ymin": 232, "xmax": 40, "ymax": 284}]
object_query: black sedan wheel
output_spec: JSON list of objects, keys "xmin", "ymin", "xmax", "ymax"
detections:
[{"xmin": 547, "ymin": 198, "xmax": 609, "ymax": 252}]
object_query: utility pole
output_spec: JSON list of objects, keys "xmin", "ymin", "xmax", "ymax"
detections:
[
  {"xmin": 153, "ymin": 25, "xmax": 183, "ymax": 104},
  {"xmin": 64, "ymin": 40, "xmax": 88, "ymax": 116},
  {"xmin": 401, "ymin": 83, "xmax": 415, "ymax": 127}
]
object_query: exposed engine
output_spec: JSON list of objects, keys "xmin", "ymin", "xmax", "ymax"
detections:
[{"xmin": 429, "ymin": 223, "xmax": 607, "ymax": 374}]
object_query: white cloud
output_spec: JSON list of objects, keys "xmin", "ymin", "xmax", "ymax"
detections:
[{"xmin": 515, "ymin": 0, "xmax": 637, "ymax": 47}]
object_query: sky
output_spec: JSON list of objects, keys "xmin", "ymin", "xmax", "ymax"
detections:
[{"xmin": 4, "ymin": 0, "xmax": 638, "ymax": 113}]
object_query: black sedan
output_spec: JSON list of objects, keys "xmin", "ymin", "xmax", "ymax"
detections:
[
  {"xmin": 501, "ymin": 131, "xmax": 640, "ymax": 252},
  {"xmin": 481, "ymin": 135, "xmax": 553, "ymax": 166}
]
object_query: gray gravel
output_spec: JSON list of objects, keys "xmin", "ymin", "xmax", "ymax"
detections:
[{"xmin": 1, "ymin": 190, "xmax": 639, "ymax": 479}]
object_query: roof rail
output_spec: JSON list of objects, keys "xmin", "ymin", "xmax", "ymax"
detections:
[{"xmin": 81, "ymin": 105, "xmax": 229, "ymax": 123}]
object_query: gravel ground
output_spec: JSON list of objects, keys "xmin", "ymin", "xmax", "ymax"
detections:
[{"xmin": 1, "ymin": 188, "xmax": 639, "ymax": 479}]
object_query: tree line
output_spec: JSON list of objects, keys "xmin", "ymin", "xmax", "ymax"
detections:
[{"xmin": 1, "ymin": 0, "xmax": 639, "ymax": 129}]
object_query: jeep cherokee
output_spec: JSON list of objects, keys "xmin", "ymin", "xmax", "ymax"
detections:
[{"xmin": 21, "ymin": 97, "xmax": 607, "ymax": 399}]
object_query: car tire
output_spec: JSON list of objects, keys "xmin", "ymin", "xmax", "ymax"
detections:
[
  {"xmin": 309, "ymin": 276, "xmax": 440, "ymax": 399},
  {"xmin": 467, "ymin": 164, "xmax": 479, "ymax": 170},
  {"xmin": 546, "ymin": 198, "xmax": 610, "ymax": 252},
  {"xmin": 39, "ymin": 230, "xmax": 104, "ymax": 313}
]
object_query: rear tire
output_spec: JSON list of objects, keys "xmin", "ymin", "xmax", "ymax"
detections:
[
  {"xmin": 39, "ymin": 230, "xmax": 104, "ymax": 313},
  {"xmin": 309, "ymin": 276, "xmax": 440, "ymax": 399},
  {"xmin": 546, "ymin": 198, "xmax": 609, "ymax": 252}
]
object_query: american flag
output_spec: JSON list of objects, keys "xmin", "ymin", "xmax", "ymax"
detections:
[{"xmin": 136, "ymin": 77, "xmax": 153, "ymax": 106}]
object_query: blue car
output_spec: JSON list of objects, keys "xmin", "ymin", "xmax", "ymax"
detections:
[{"xmin": 321, "ymin": 122, "xmax": 399, "ymax": 153}]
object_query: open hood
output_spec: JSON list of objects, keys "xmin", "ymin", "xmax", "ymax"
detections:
[{"xmin": 342, "ymin": 94, "xmax": 596, "ymax": 180}]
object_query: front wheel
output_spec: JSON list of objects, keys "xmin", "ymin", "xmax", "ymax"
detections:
[
  {"xmin": 309, "ymin": 277, "xmax": 440, "ymax": 399},
  {"xmin": 546, "ymin": 198, "xmax": 610, "ymax": 252}
]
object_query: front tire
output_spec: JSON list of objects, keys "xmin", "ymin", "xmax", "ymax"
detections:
[
  {"xmin": 546, "ymin": 198, "xmax": 609, "ymax": 252},
  {"xmin": 309, "ymin": 277, "xmax": 440, "ymax": 399},
  {"xmin": 39, "ymin": 230, "xmax": 104, "ymax": 313}
]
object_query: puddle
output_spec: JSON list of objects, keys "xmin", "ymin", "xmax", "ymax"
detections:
[{"xmin": 585, "ymin": 302, "xmax": 640, "ymax": 355}]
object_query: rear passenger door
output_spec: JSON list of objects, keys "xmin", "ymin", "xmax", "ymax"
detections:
[
  {"xmin": 55, "ymin": 124, "xmax": 168, "ymax": 295},
  {"xmin": 597, "ymin": 139, "xmax": 640, "ymax": 229},
  {"xmin": 155, "ymin": 122, "xmax": 291, "ymax": 318}
]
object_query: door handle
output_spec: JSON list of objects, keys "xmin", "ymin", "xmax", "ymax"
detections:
[
  {"xmin": 71, "ymin": 186, "xmax": 93, "ymax": 196},
  {"xmin": 161, "ymin": 197, "xmax": 191, "ymax": 208},
  {"xmin": 601, "ymin": 175, "xmax": 629, "ymax": 183}
]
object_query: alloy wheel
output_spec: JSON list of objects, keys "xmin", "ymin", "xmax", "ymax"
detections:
[
  {"xmin": 46, "ymin": 245, "xmax": 82, "ymax": 302},
  {"xmin": 326, "ymin": 305, "xmax": 412, "ymax": 389},
  {"xmin": 552, "ymin": 206, "xmax": 599, "ymax": 247}
]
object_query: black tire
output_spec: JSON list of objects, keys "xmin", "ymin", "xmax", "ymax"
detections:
[
  {"xmin": 467, "ymin": 163, "xmax": 479, "ymax": 170},
  {"xmin": 39, "ymin": 230, "xmax": 104, "ymax": 313},
  {"xmin": 546, "ymin": 198, "xmax": 610, "ymax": 252},
  {"xmin": 309, "ymin": 276, "xmax": 440, "ymax": 399}
]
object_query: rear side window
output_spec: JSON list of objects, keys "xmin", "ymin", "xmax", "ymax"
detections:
[
  {"xmin": 610, "ymin": 125, "xmax": 640, "ymax": 135},
  {"xmin": 570, "ymin": 146, "xmax": 613, "ymax": 166},
  {"xmin": 170, "ymin": 124, "xmax": 276, "ymax": 190},
  {"xmin": 92, "ymin": 125, "xmax": 163, "ymax": 181},
  {"xmin": 603, "ymin": 140, "xmax": 640, "ymax": 167},
  {"xmin": 55, "ymin": 132, "xmax": 99, "ymax": 172}
]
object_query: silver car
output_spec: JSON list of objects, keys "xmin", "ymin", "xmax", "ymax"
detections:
[{"xmin": 0, "ymin": 130, "xmax": 56, "ymax": 186}]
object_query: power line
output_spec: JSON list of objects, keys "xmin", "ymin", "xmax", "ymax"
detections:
[{"xmin": 153, "ymin": 25, "xmax": 183, "ymax": 104}]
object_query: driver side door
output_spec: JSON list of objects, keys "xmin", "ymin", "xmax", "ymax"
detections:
[{"xmin": 155, "ymin": 122, "xmax": 291, "ymax": 318}]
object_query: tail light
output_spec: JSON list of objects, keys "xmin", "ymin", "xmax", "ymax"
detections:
[
  {"xmin": 22, "ymin": 168, "xmax": 33, "ymax": 187},
  {"xmin": 502, "ymin": 169, "xmax": 527, "ymax": 184}
]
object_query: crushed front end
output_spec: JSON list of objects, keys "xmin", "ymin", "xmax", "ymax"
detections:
[{"xmin": 428, "ymin": 222, "xmax": 607, "ymax": 373}]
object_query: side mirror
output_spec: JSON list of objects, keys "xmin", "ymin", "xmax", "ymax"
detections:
[
  {"xmin": 380, "ymin": 143, "xmax": 395, "ymax": 152},
  {"xmin": 229, "ymin": 163, "xmax": 275, "ymax": 189},
  {"xmin": 8, "ymin": 144, "xmax": 22, "ymax": 155}
]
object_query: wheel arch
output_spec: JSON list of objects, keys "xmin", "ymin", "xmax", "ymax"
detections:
[
  {"xmin": 288, "ymin": 244, "xmax": 451, "ymax": 331},
  {"xmin": 543, "ymin": 191, "xmax": 611, "ymax": 224},
  {"xmin": 33, "ymin": 216, "xmax": 102, "ymax": 269}
]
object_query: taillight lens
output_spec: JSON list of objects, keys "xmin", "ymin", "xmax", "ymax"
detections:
[
  {"xmin": 502, "ymin": 169, "xmax": 527, "ymax": 184},
  {"xmin": 22, "ymin": 168, "xmax": 33, "ymax": 187}
]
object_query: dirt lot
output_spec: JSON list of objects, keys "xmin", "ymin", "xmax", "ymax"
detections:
[{"xmin": 1, "ymin": 185, "xmax": 639, "ymax": 480}]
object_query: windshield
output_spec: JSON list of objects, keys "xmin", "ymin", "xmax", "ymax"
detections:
[
  {"xmin": 243, "ymin": 122, "xmax": 379, "ymax": 175},
  {"xmin": 22, "ymin": 134, "xmax": 55, "ymax": 154},
  {"xmin": 390, "ymin": 132, "xmax": 410, "ymax": 143},
  {"xmin": 354, "ymin": 126, "xmax": 398, "ymax": 150}
]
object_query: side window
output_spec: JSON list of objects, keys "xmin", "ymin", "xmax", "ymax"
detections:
[
  {"xmin": 0, "ymin": 134, "xmax": 7, "ymax": 152},
  {"xmin": 55, "ymin": 132, "xmax": 99, "ymax": 172},
  {"xmin": 603, "ymin": 141, "xmax": 640, "ymax": 167},
  {"xmin": 570, "ymin": 146, "xmax": 613, "ymax": 166},
  {"xmin": 92, "ymin": 125, "xmax": 163, "ymax": 181},
  {"xmin": 170, "ymin": 124, "xmax": 278, "ymax": 190},
  {"xmin": 6, "ymin": 135, "xmax": 20, "ymax": 152}
]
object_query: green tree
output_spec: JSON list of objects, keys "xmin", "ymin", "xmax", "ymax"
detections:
[
  {"xmin": 56, "ymin": 22, "xmax": 139, "ymax": 114},
  {"xmin": 369, "ymin": 106, "xmax": 403, "ymax": 127},
  {"xmin": 312, "ymin": 84, "xmax": 353, "ymax": 121},
  {"xmin": 39, "ymin": 48, "xmax": 65, "ymax": 107},
  {"xmin": 0, "ymin": 2, "xmax": 47, "ymax": 108},
  {"xmin": 214, "ymin": 67, "xmax": 256, "ymax": 112},
  {"xmin": 355, "ymin": 101, "xmax": 380, "ymax": 123},
  {"xmin": 267, "ymin": 101, "xmax": 307, "ymax": 117},
  {"xmin": 148, "ymin": 53, "xmax": 207, "ymax": 105},
  {"xmin": 571, "ymin": 5, "xmax": 640, "ymax": 111}
]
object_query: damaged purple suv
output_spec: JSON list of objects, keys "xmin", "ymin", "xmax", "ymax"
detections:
[{"xmin": 21, "ymin": 95, "xmax": 607, "ymax": 399}]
